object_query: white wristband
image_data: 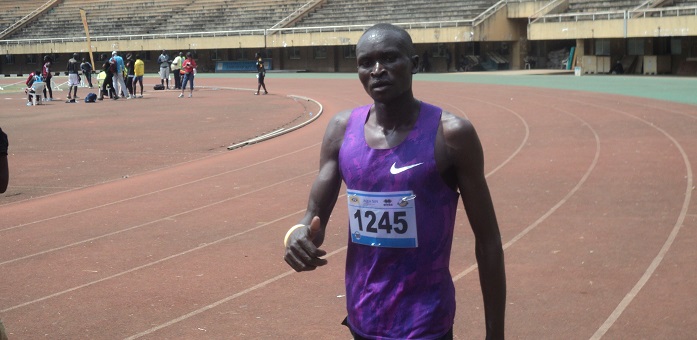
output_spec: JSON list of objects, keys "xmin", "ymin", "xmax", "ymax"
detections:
[{"xmin": 284, "ymin": 224, "xmax": 306, "ymax": 247}]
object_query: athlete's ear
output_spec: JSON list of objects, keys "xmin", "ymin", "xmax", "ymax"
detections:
[{"xmin": 411, "ymin": 55, "xmax": 419, "ymax": 74}]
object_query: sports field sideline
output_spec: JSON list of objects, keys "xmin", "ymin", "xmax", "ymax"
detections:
[{"xmin": 1, "ymin": 72, "xmax": 696, "ymax": 339}]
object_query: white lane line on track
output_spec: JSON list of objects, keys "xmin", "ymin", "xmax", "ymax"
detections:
[
  {"xmin": 586, "ymin": 101, "xmax": 693, "ymax": 340},
  {"xmin": 453, "ymin": 100, "xmax": 601, "ymax": 282},
  {"xmin": 1, "ymin": 94, "xmax": 354, "ymax": 311},
  {"xmin": 1, "ymin": 203, "xmax": 313, "ymax": 314},
  {"xmin": 127, "ymin": 92, "xmax": 694, "ymax": 338},
  {"xmin": 0, "ymin": 151, "xmax": 320, "ymax": 266},
  {"xmin": 122, "ymin": 95, "xmax": 530, "ymax": 337},
  {"xmin": 123, "ymin": 245, "xmax": 348, "ymax": 339},
  {"xmin": 0, "ymin": 142, "xmax": 319, "ymax": 236}
]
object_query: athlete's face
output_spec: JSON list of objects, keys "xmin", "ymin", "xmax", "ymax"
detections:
[{"xmin": 356, "ymin": 29, "xmax": 419, "ymax": 103}]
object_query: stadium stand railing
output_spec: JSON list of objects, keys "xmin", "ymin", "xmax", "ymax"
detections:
[
  {"xmin": 270, "ymin": 0, "xmax": 327, "ymax": 30},
  {"xmin": 529, "ymin": 0, "xmax": 569, "ymax": 24}
]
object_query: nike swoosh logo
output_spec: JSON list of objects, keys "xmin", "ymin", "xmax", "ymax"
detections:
[{"xmin": 390, "ymin": 162, "xmax": 424, "ymax": 175}]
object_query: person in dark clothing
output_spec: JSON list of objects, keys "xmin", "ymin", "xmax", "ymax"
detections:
[
  {"xmin": 42, "ymin": 55, "xmax": 53, "ymax": 101},
  {"xmin": 99, "ymin": 55, "xmax": 115, "ymax": 100},
  {"xmin": 66, "ymin": 53, "xmax": 81, "ymax": 101},
  {"xmin": 254, "ymin": 52, "xmax": 268, "ymax": 95},
  {"xmin": 80, "ymin": 58, "xmax": 94, "ymax": 88},
  {"xmin": 611, "ymin": 60, "xmax": 624, "ymax": 74},
  {"xmin": 421, "ymin": 51, "xmax": 430, "ymax": 72},
  {"xmin": 1, "ymin": 127, "xmax": 9, "ymax": 193},
  {"xmin": 125, "ymin": 53, "xmax": 135, "ymax": 98}
]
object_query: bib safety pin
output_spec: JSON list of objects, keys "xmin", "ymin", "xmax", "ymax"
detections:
[{"xmin": 400, "ymin": 194, "xmax": 416, "ymax": 203}]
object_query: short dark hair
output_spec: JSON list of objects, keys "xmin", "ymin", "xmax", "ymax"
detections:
[{"xmin": 359, "ymin": 23, "xmax": 416, "ymax": 56}]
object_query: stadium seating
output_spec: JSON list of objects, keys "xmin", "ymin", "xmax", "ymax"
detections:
[
  {"xmin": 0, "ymin": 0, "xmax": 48, "ymax": 35},
  {"xmin": 567, "ymin": 0, "xmax": 646, "ymax": 13},
  {"xmin": 7, "ymin": 0, "xmax": 310, "ymax": 39},
  {"xmin": 6, "ymin": 0, "xmax": 695, "ymax": 39},
  {"xmin": 294, "ymin": 0, "xmax": 496, "ymax": 27}
]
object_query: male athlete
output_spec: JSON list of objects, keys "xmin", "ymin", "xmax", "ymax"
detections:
[
  {"xmin": 283, "ymin": 23, "xmax": 506, "ymax": 339},
  {"xmin": 66, "ymin": 53, "xmax": 80, "ymax": 102}
]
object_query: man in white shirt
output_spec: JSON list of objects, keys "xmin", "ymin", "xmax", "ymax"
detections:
[{"xmin": 157, "ymin": 50, "xmax": 171, "ymax": 89}]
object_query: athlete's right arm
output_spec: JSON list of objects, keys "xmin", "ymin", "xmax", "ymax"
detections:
[{"xmin": 284, "ymin": 110, "xmax": 351, "ymax": 272}]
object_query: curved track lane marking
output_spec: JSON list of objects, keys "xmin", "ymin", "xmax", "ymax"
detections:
[
  {"xmin": 453, "ymin": 99, "xmax": 600, "ymax": 281},
  {"xmin": 581, "ymin": 100, "xmax": 694, "ymax": 339},
  {"xmin": 0, "ymin": 90, "xmax": 320, "ymax": 208},
  {"xmin": 0, "ymin": 141, "xmax": 319, "ymax": 235},
  {"xmin": 0, "ymin": 95, "xmax": 363, "ymax": 311},
  {"xmin": 117, "ymin": 93, "xmax": 531, "ymax": 337},
  {"xmin": 0, "ymin": 204, "xmax": 313, "ymax": 313},
  {"xmin": 0, "ymin": 162, "xmax": 318, "ymax": 266}
]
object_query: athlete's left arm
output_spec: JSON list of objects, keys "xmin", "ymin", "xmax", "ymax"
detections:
[{"xmin": 440, "ymin": 112, "xmax": 506, "ymax": 340}]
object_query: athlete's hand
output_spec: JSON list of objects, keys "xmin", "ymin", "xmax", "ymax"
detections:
[{"xmin": 284, "ymin": 216, "xmax": 328, "ymax": 272}]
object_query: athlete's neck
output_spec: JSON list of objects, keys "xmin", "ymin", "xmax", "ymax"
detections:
[{"xmin": 372, "ymin": 96, "xmax": 421, "ymax": 132}]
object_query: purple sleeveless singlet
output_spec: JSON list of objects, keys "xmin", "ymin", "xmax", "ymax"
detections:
[{"xmin": 338, "ymin": 102, "xmax": 460, "ymax": 339}]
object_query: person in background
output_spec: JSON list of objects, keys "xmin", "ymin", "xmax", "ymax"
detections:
[
  {"xmin": 98, "ymin": 54, "xmax": 115, "ymax": 100},
  {"xmin": 110, "ymin": 51, "xmax": 128, "ymax": 99},
  {"xmin": 254, "ymin": 52, "xmax": 268, "ymax": 95},
  {"xmin": 24, "ymin": 69, "xmax": 42, "ymax": 105},
  {"xmin": 42, "ymin": 55, "xmax": 53, "ymax": 101},
  {"xmin": 421, "ymin": 50, "xmax": 430, "ymax": 72},
  {"xmin": 80, "ymin": 58, "xmax": 94, "ymax": 88},
  {"xmin": 157, "ymin": 50, "xmax": 171, "ymax": 89},
  {"xmin": 171, "ymin": 52, "xmax": 184, "ymax": 90},
  {"xmin": 178, "ymin": 52, "xmax": 197, "ymax": 98},
  {"xmin": 125, "ymin": 53, "xmax": 135, "ymax": 99},
  {"xmin": 445, "ymin": 49, "xmax": 452, "ymax": 71},
  {"xmin": 1, "ymin": 127, "xmax": 9, "ymax": 193},
  {"xmin": 66, "ymin": 53, "xmax": 80, "ymax": 102},
  {"xmin": 611, "ymin": 60, "xmax": 624, "ymax": 75},
  {"xmin": 132, "ymin": 54, "xmax": 145, "ymax": 98},
  {"xmin": 283, "ymin": 23, "xmax": 506, "ymax": 340}
]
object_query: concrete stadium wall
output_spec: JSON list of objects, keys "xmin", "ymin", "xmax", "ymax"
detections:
[
  {"xmin": 529, "ymin": 19, "xmax": 627, "ymax": 40},
  {"xmin": 530, "ymin": 16, "xmax": 697, "ymax": 40},
  {"xmin": 507, "ymin": 0, "xmax": 553, "ymax": 18},
  {"xmin": 627, "ymin": 16, "xmax": 697, "ymax": 37}
]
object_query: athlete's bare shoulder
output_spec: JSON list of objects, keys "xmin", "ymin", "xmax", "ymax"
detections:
[
  {"xmin": 436, "ymin": 110, "xmax": 484, "ymax": 183},
  {"xmin": 321, "ymin": 109, "xmax": 354, "ymax": 155},
  {"xmin": 439, "ymin": 110, "xmax": 477, "ymax": 148}
]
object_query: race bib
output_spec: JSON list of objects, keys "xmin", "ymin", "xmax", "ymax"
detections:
[{"xmin": 346, "ymin": 189, "xmax": 418, "ymax": 248}]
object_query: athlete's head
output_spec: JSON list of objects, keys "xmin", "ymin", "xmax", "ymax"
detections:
[
  {"xmin": 356, "ymin": 24, "xmax": 419, "ymax": 103},
  {"xmin": 359, "ymin": 24, "xmax": 417, "ymax": 56}
]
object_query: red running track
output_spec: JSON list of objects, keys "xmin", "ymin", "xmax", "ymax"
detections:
[{"xmin": 1, "ymin": 76, "xmax": 696, "ymax": 339}]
